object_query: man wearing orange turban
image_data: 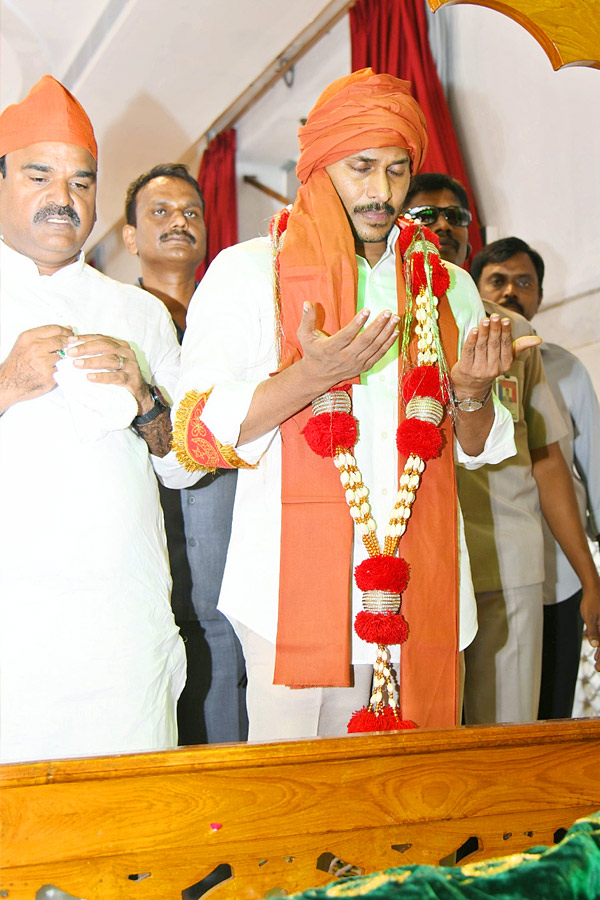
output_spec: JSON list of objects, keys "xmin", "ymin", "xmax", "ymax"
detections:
[
  {"xmin": 0, "ymin": 76, "xmax": 186, "ymax": 762},
  {"xmin": 169, "ymin": 69, "xmax": 535, "ymax": 739}
]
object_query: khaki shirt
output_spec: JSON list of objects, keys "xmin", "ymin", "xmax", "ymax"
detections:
[{"xmin": 457, "ymin": 300, "xmax": 567, "ymax": 592}]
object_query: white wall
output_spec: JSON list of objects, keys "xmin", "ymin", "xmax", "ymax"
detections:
[
  {"xmin": 237, "ymin": 161, "xmax": 290, "ymax": 244},
  {"xmin": 91, "ymin": 226, "xmax": 141, "ymax": 286}
]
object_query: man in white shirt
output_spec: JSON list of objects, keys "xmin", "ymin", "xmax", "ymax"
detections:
[
  {"xmin": 0, "ymin": 76, "xmax": 186, "ymax": 762},
  {"xmin": 164, "ymin": 69, "xmax": 536, "ymax": 741}
]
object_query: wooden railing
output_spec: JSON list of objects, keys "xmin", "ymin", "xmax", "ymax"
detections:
[{"xmin": 2, "ymin": 718, "xmax": 600, "ymax": 899}]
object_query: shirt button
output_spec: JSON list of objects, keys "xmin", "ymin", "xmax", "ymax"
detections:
[
  {"xmin": 381, "ymin": 432, "xmax": 388, "ymax": 439},
  {"xmin": 379, "ymin": 375, "xmax": 386, "ymax": 383},
  {"xmin": 188, "ymin": 496, "xmax": 196, "ymax": 504},
  {"xmin": 188, "ymin": 537, "xmax": 197, "ymax": 547},
  {"xmin": 382, "ymin": 488, "xmax": 389, "ymax": 496}
]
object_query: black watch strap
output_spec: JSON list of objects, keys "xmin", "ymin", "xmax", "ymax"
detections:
[{"xmin": 133, "ymin": 385, "xmax": 169, "ymax": 428}]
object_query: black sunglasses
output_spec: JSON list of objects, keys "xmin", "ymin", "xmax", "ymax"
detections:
[{"xmin": 405, "ymin": 205, "xmax": 472, "ymax": 227}]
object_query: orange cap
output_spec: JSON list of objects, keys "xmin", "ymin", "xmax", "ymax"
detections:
[
  {"xmin": 0, "ymin": 75, "xmax": 97, "ymax": 161},
  {"xmin": 297, "ymin": 68, "xmax": 428, "ymax": 184}
]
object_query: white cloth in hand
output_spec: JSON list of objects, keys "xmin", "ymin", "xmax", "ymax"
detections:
[{"xmin": 54, "ymin": 354, "xmax": 137, "ymax": 442}]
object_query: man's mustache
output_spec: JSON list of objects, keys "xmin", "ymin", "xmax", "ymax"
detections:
[
  {"xmin": 501, "ymin": 297, "xmax": 526, "ymax": 317},
  {"xmin": 33, "ymin": 203, "xmax": 80, "ymax": 226},
  {"xmin": 353, "ymin": 202, "xmax": 395, "ymax": 216},
  {"xmin": 160, "ymin": 229, "xmax": 196, "ymax": 244},
  {"xmin": 438, "ymin": 233, "xmax": 459, "ymax": 250}
]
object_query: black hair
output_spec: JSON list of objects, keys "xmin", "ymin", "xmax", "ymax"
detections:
[
  {"xmin": 0, "ymin": 155, "xmax": 6, "ymax": 177},
  {"xmin": 124, "ymin": 163, "xmax": 204, "ymax": 225},
  {"xmin": 470, "ymin": 237, "xmax": 545, "ymax": 290},
  {"xmin": 404, "ymin": 172, "xmax": 469, "ymax": 211}
]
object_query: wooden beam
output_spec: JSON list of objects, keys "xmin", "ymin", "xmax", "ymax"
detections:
[{"xmin": 243, "ymin": 175, "xmax": 291, "ymax": 206}]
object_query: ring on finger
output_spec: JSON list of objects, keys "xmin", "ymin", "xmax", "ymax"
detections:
[
  {"xmin": 56, "ymin": 349, "xmax": 66, "ymax": 359},
  {"xmin": 116, "ymin": 355, "xmax": 124, "ymax": 371}
]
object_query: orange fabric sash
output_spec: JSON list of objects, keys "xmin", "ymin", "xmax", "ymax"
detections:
[
  {"xmin": 398, "ymin": 294, "xmax": 460, "ymax": 729},
  {"xmin": 274, "ymin": 171, "xmax": 359, "ymax": 688},
  {"xmin": 274, "ymin": 172, "xmax": 460, "ymax": 727}
]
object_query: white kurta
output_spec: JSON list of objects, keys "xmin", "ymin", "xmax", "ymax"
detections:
[
  {"xmin": 0, "ymin": 240, "xmax": 186, "ymax": 763},
  {"xmin": 162, "ymin": 227, "xmax": 516, "ymax": 659}
]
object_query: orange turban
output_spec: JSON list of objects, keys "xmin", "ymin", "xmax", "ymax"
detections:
[
  {"xmin": 297, "ymin": 68, "xmax": 428, "ymax": 183},
  {"xmin": 0, "ymin": 75, "xmax": 97, "ymax": 161}
]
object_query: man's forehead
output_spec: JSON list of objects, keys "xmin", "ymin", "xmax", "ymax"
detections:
[
  {"xmin": 7, "ymin": 141, "xmax": 96, "ymax": 173},
  {"xmin": 342, "ymin": 146, "xmax": 410, "ymax": 162},
  {"xmin": 138, "ymin": 175, "xmax": 201, "ymax": 203},
  {"xmin": 483, "ymin": 254, "xmax": 537, "ymax": 277},
  {"xmin": 409, "ymin": 188, "xmax": 462, "ymax": 207}
]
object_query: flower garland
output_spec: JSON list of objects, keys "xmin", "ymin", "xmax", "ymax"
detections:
[
  {"xmin": 301, "ymin": 217, "xmax": 452, "ymax": 732},
  {"xmin": 269, "ymin": 206, "xmax": 291, "ymax": 367}
]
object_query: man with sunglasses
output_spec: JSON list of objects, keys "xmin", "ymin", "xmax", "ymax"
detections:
[
  {"xmin": 403, "ymin": 173, "xmax": 472, "ymax": 268},
  {"xmin": 403, "ymin": 174, "xmax": 583, "ymax": 725}
]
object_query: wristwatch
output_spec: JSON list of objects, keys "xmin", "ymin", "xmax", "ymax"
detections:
[
  {"xmin": 132, "ymin": 385, "xmax": 169, "ymax": 429},
  {"xmin": 451, "ymin": 385, "xmax": 492, "ymax": 412}
]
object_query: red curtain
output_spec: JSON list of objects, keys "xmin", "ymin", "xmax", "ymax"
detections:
[
  {"xmin": 196, "ymin": 128, "xmax": 238, "ymax": 281},
  {"xmin": 349, "ymin": 0, "xmax": 482, "ymax": 258}
]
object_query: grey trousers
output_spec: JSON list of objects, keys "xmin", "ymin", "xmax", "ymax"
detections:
[
  {"xmin": 181, "ymin": 469, "xmax": 248, "ymax": 743},
  {"xmin": 463, "ymin": 583, "xmax": 543, "ymax": 724}
]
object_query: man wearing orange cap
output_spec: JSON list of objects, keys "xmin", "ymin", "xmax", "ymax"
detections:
[
  {"xmin": 0, "ymin": 76, "xmax": 186, "ymax": 762},
  {"xmin": 164, "ymin": 70, "xmax": 534, "ymax": 740}
]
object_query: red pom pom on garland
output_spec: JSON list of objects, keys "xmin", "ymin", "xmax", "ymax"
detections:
[
  {"xmin": 409, "ymin": 252, "xmax": 426, "ymax": 293},
  {"xmin": 422, "ymin": 225, "xmax": 441, "ymax": 248},
  {"xmin": 354, "ymin": 611, "xmax": 409, "ymax": 645},
  {"xmin": 397, "ymin": 222, "xmax": 417, "ymax": 256},
  {"xmin": 397, "ymin": 418, "xmax": 443, "ymax": 460},
  {"xmin": 430, "ymin": 254, "xmax": 450, "ymax": 296},
  {"xmin": 302, "ymin": 412, "xmax": 358, "ymax": 458},
  {"xmin": 402, "ymin": 365, "xmax": 448, "ymax": 404},
  {"xmin": 348, "ymin": 706, "xmax": 416, "ymax": 733},
  {"xmin": 398, "ymin": 221, "xmax": 442, "ymax": 256},
  {"xmin": 268, "ymin": 206, "xmax": 290, "ymax": 242},
  {"xmin": 354, "ymin": 554, "xmax": 410, "ymax": 593},
  {"xmin": 410, "ymin": 252, "xmax": 450, "ymax": 297}
]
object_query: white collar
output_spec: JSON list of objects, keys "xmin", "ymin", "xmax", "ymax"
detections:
[
  {"xmin": 0, "ymin": 237, "xmax": 86, "ymax": 282},
  {"xmin": 356, "ymin": 223, "xmax": 400, "ymax": 271}
]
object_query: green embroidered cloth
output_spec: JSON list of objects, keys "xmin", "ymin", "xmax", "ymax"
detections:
[{"xmin": 291, "ymin": 812, "xmax": 600, "ymax": 899}]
